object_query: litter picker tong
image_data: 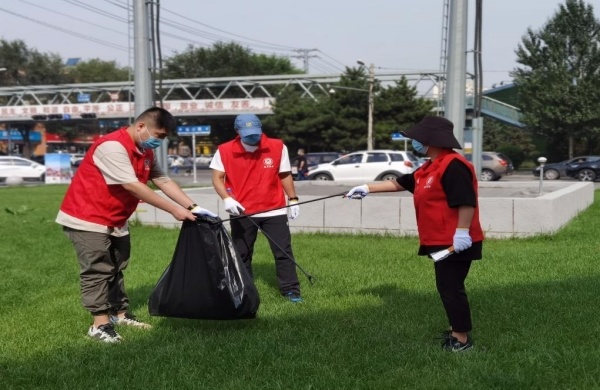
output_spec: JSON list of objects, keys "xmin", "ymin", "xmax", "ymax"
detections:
[{"xmin": 430, "ymin": 246, "xmax": 455, "ymax": 262}]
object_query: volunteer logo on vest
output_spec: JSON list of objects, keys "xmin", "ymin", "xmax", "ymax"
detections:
[
  {"xmin": 263, "ymin": 157, "xmax": 274, "ymax": 169},
  {"xmin": 424, "ymin": 176, "xmax": 434, "ymax": 189},
  {"xmin": 144, "ymin": 159, "xmax": 151, "ymax": 170}
]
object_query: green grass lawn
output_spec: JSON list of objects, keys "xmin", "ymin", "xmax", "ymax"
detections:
[{"xmin": 1, "ymin": 185, "xmax": 600, "ymax": 390}]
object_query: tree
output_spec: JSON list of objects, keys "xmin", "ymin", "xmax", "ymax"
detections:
[
  {"xmin": 482, "ymin": 118, "xmax": 537, "ymax": 168},
  {"xmin": 0, "ymin": 39, "xmax": 73, "ymax": 155},
  {"xmin": 65, "ymin": 59, "xmax": 131, "ymax": 83},
  {"xmin": 512, "ymin": 0, "xmax": 600, "ymax": 158},
  {"xmin": 0, "ymin": 39, "xmax": 66, "ymax": 87},
  {"xmin": 264, "ymin": 67, "xmax": 435, "ymax": 153},
  {"xmin": 374, "ymin": 77, "xmax": 435, "ymax": 150},
  {"xmin": 160, "ymin": 42, "xmax": 303, "ymax": 103},
  {"xmin": 163, "ymin": 42, "xmax": 302, "ymax": 79}
]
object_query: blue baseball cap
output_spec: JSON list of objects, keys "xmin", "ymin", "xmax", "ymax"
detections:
[{"xmin": 234, "ymin": 114, "xmax": 262, "ymax": 136}]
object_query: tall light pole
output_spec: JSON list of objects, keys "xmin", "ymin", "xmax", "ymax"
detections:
[
  {"xmin": 0, "ymin": 67, "xmax": 12, "ymax": 156},
  {"xmin": 357, "ymin": 60, "xmax": 375, "ymax": 151}
]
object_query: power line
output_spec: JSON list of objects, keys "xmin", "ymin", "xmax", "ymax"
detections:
[
  {"xmin": 160, "ymin": 7, "xmax": 300, "ymax": 51},
  {"xmin": 104, "ymin": 0, "xmax": 129, "ymax": 10},
  {"xmin": 60, "ymin": 0, "xmax": 128, "ymax": 23},
  {"xmin": 316, "ymin": 50, "xmax": 347, "ymax": 68},
  {"xmin": 0, "ymin": 6, "xmax": 128, "ymax": 52},
  {"xmin": 18, "ymin": 0, "xmax": 126, "ymax": 36},
  {"xmin": 5, "ymin": 0, "xmax": 348, "ymax": 74}
]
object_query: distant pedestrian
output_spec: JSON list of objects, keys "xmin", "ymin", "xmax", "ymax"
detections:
[
  {"xmin": 184, "ymin": 156, "xmax": 193, "ymax": 176},
  {"xmin": 171, "ymin": 157, "xmax": 182, "ymax": 174},
  {"xmin": 296, "ymin": 148, "xmax": 308, "ymax": 181}
]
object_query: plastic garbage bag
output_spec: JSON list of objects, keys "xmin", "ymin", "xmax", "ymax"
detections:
[{"xmin": 149, "ymin": 215, "xmax": 259, "ymax": 320}]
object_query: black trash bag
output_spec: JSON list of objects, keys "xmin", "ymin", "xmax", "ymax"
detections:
[{"xmin": 148, "ymin": 215, "xmax": 259, "ymax": 320}]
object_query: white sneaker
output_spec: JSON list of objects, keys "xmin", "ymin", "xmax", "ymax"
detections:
[
  {"xmin": 88, "ymin": 323, "xmax": 122, "ymax": 343},
  {"xmin": 109, "ymin": 312, "xmax": 152, "ymax": 329}
]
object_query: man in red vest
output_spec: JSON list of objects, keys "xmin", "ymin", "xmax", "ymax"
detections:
[
  {"xmin": 56, "ymin": 107, "xmax": 215, "ymax": 343},
  {"xmin": 210, "ymin": 114, "xmax": 303, "ymax": 303},
  {"xmin": 345, "ymin": 116, "xmax": 484, "ymax": 352}
]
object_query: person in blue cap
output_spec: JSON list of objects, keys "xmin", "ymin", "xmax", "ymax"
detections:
[{"xmin": 209, "ymin": 114, "xmax": 303, "ymax": 303}]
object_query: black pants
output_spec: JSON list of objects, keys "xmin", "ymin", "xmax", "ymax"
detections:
[
  {"xmin": 230, "ymin": 214, "xmax": 300, "ymax": 295},
  {"xmin": 434, "ymin": 260, "xmax": 472, "ymax": 333}
]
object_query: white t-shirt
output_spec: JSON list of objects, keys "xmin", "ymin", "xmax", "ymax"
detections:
[{"xmin": 210, "ymin": 142, "xmax": 292, "ymax": 217}]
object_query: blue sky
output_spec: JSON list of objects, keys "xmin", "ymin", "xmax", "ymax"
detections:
[{"xmin": 0, "ymin": 0, "xmax": 574, "ymax": 88}]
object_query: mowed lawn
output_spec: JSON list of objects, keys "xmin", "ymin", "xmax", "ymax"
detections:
[{"xmin": 1, "ymin": 185, "xmax": 599, "ymax": 390}]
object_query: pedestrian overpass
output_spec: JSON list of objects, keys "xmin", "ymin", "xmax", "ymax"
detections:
[{"xmin": 0, "ymin": 73, "xmax": 523, "ymax": 127}]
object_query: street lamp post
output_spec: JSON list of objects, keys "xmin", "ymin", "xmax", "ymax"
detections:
[{"xmin": 357, "ymin": 60, "xmax": 375, "ymax": 151}]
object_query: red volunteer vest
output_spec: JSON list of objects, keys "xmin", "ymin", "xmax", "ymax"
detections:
[
  {"xmin": 413, "ymin": 150, "xmax": 484, "ymax": 246},
  {"xmin": 218, "ymin": 136, "xmax": 286, "ymax": 214},
  {"xmin": 59, "ymin": 128, "xmax": 153, "ymax": 228}
]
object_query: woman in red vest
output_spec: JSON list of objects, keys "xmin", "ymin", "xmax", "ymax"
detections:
[{"xmin": 346, "ymin": 116, "xmax": 484, "ymax": 352}]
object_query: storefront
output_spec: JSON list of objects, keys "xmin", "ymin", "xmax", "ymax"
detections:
[{"xmin": 0, "ymin": 129, "xmax": 41, "ymax": 155}]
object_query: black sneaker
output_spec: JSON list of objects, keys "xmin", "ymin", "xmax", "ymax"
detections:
[
  {"xmin": 442, "ymin": 334, "xmax": 473, "ymax": 352},
  {"xmin": 87, "ymin": 323, "xmax": 122, "ymax": 343}
]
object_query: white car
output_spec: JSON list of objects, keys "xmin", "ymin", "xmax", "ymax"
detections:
[
  {"xmin": 306, "ymin": 150, "xmax": 420, "ymax": 181},
  {"xmin": 70, "ymin": 154, "xmax": 86, "ymax": 166},
  {"xmin": 195, "ymin": 154, "xmax": 213, "ymax": 165},
  {"xmin": 168, "ymin": 155, "xmax": 185, "ymax": 167},
  {"xmin": 0, "ymin": 156, "xmax": 47, "ymax": 181}
]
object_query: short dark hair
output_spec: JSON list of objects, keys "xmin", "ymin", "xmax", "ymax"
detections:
[{"xmin": 135, "ymin": 107, "xmax": 176, "ymax": 134}]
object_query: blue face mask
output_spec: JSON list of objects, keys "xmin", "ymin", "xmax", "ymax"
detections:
[
  {"xmin": 412, "ymin": 139, "xmax": 429, "ymax": 155},
  {"xmin": 241, "ymin": 134, "xmax": 261, "ymax": 146},
  {"xmin": 139, "ymin": 126, "xmax": 163, "ymax": 150}
]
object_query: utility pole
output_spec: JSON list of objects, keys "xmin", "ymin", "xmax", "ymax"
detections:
[
  {"xmin": 291, "ymin": 49, "xmax": 318, "ymax": 73},
  {"xmin": 134, "ymin": 0, "xmax": 168, "ymax": 169},
  {"xmin": 366, "ymin": 63, "xmax": 374, "ymax": 151},
  {"xmin": 444, "ymin": 0, "xmax": 468, "ymax": 151},
  {"xmin": 357, "ymin": 60, "xmax": 375, "ymax": 151}
]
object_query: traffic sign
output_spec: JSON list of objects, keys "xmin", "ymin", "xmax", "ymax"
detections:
[
  {"xmin": 391, "ymin": 133, "xmax": 408, "ymax": 141},
  {"xmin": 77, "ymin": 93, "xmax": 91, "ymax": 103},
  {"xmin": 177, "ymin": 125, "xmax": 211, "ymax": 136}
]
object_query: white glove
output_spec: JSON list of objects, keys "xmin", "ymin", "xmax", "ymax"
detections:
[
  {"xmin": 190, "ymin": 206, "xmax": 217, "ymax": 218},
  {"xmin": 223, "ymin": 197, "xmax": 245, "ymax": 215},
  {"xmin": 346, "ymin": 184, "xmax": 369, "ymax": 199},
  {"xmin": 289, "ymin": 200, "xmax": 300, "ymax": 220},
  {"xmin": 453, "ymin": 228, "xmax": 472, "ymax": 253}
]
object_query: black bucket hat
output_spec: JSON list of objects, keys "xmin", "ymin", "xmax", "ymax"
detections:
[{"xmin": 401, "ymin": 116, "xmax": 462, "ymax": 150}]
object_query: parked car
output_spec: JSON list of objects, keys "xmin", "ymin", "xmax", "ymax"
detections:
[
  {"xmin": 195, "ymin": 154, "xmax": 213, "ymax": 165},
  {"xmin": 0, "ymin": 156, "xmax": 46, "ymax": 181},
  {"xmin": 70, "ymin": 153, "xmax": 86, "ymax": 167},
  {"xmin": 565, "ymin": 159, "xmax": 600, "ymax": 181},
  {"xmin": 465, "ymin": 151, "xmax": 513, "ymax": 181},
  {"xmin": 306, "ymin": 150, "xmax": 419, "ymax": 181},
  {"xmin": 167, "ymin": 155, "xmax": 185, "ymax": 167},
  {"xmin": 532, "ymin": 155, "xmax": 600, "ymax": 180},
  {"xmin": 290, "ymin": 152, "xmax": 342, "ymax": 179},
  {"xmin": 29, "ymin": 154, "xmax": 45, "ymax": 165}
]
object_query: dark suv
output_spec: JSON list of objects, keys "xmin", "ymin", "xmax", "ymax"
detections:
[{"xmin": 290, "ymin": 152, "xmax": 341, "ymax": 179}]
